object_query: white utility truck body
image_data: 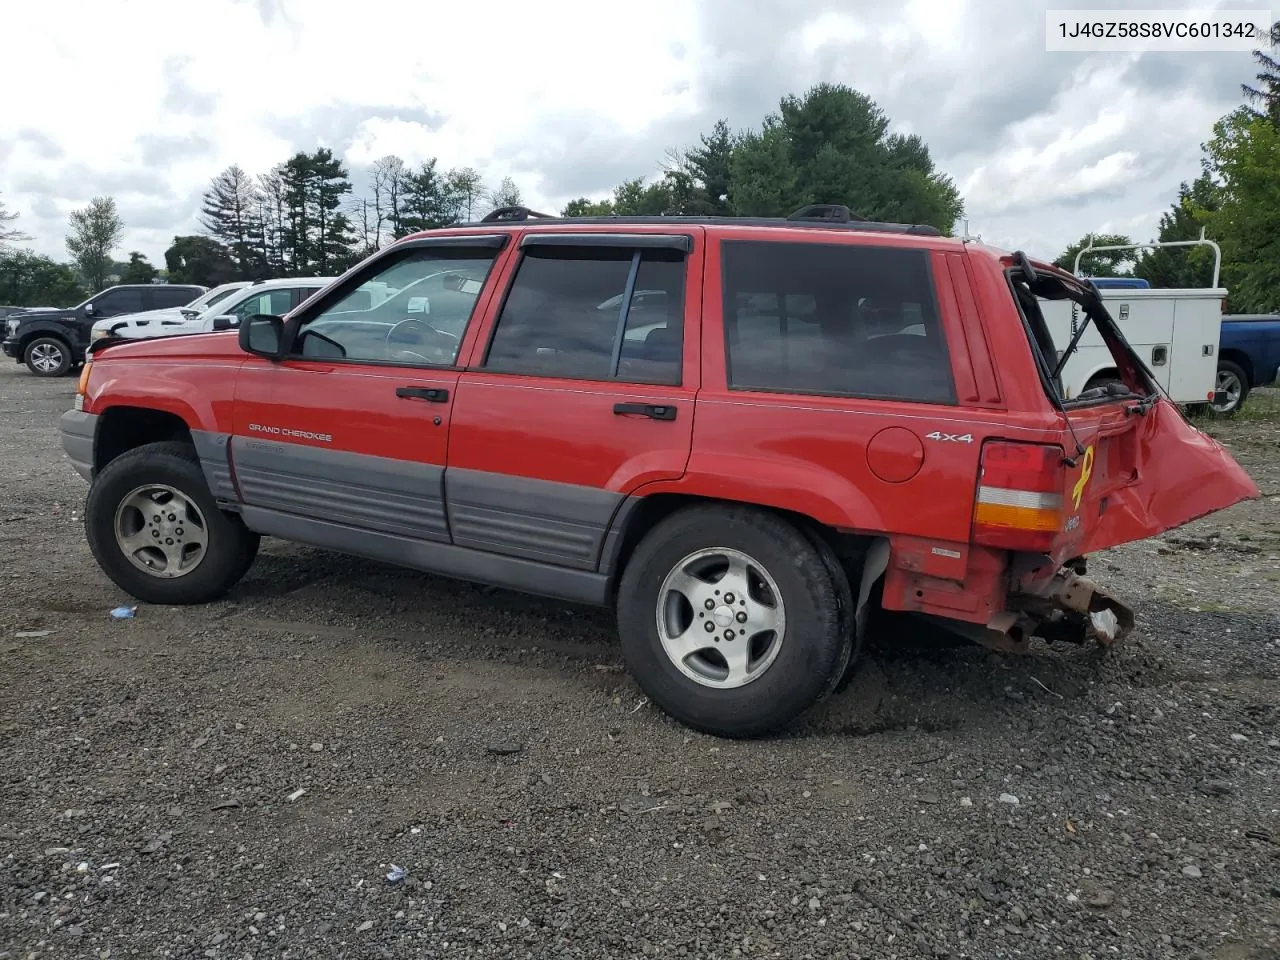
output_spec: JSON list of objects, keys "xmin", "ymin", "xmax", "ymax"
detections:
[{"xmin": 1037, "ymin": 235, "xmax": 1226, "ymax": 406}]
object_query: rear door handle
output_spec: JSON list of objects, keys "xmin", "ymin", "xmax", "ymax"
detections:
[
  {"xmin": 613, "ymin": 402, "xmax": 677, "ymax": 421},
  {"xmin": 396, "ymin": 386, "xmax": 449, "ymax": 403}
]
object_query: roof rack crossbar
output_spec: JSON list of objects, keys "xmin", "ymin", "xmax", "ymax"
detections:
[
  {"xmin": 480, "ymin": 205, "xmax": 556, "ymax": 223},
  {"xmin": 786, "ymin": 203, "xmax": 870, "ymax": 223}
]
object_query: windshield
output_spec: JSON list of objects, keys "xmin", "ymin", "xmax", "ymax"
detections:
[
  {"xmin": 1005, "ymin": 256, "xmax": 1157, "ymax": 405},
  {"xmin": 191, "ymin": 286, "xmax": 241, "ymax": 312}
]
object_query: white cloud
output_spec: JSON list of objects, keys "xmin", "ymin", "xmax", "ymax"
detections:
[{"xmin": 0, "ymin": 0, "xmax": 1265, "ymax": 270}]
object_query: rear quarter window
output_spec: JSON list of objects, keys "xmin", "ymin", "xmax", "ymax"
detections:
[{"xmin": 720, "ymin": 240, "xmax": 954, "ymax": 404}]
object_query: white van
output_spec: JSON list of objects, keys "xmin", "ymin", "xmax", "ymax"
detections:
[{"xmin": 1039, "ymin": 236, "xmax": 1225, "ymax": 406}]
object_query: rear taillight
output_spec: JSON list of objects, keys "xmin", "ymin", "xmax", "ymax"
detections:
[{"xmin": 972, "ymin": 441, "xmax": 1065, "ymax": 551}]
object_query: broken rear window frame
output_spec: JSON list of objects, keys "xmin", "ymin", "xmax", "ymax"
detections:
[{"xmin": 1003, "ymin": 262, "xmax": 1157, "ymax": 409}]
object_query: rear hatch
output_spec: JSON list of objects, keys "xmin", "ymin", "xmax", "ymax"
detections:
[{"xmin": 1002, "ymin": 253, "xmax": 1257, "ymax": 556}]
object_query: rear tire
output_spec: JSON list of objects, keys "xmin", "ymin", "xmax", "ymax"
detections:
[
  {"xmin": 85, "ymin": 441, "xmax": 259, "ymax": 605},
  {"xmin": 24, "ymin": 337, "xmax": 72, "ymax": 377},
  {"xmin": 1209, "ymin": 360, "xmax": 1249, "ymax": 417},
  {"xmin": 616, "ymin": 505, "xmax": 850, "ymax": 738}
]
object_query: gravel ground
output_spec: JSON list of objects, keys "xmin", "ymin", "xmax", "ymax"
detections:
[{"xmin": 1, "ymin": 361, "xmax": 1278, "ymax": 960}]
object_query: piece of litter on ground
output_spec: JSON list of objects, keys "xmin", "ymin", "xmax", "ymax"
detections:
[
  {"xmin": 110, "ymin": 606, "xmax": 137, "ymax": 620},
  {"xmin": 99, "ymin": 863, "xmax": 120, "ymax": 871},
  {"xmin": 1030, "ymin": 676, "xmax": 1063, "ymax": 699},
  {"xmin": 998, "ymin": 793, "xmax": 1020, "ymax": 805},
  {"xmin": 386, "ymin": 864, "xmax": 407, "ymax": 883},
  {"xmin": 1089, "ymin": 608, "xmax": 1119, "ymax": 640},
  {"xmin": 286, "ymin": 788, "xmax": 306, "ymax": 803},
  {"xmin": 15, "ymin": 630, "xmax": 51, "ymax": 639}
]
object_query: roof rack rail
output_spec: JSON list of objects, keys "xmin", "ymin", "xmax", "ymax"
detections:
[
  {"xmin": 786, "ymin": 204, "xmax": 868, "ymax": 223},
  {"xmin": 480, "ymin": 205, "xmax": 556, "ymax": 223}
]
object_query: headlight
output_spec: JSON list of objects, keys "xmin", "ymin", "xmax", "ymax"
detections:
[
  {"xmin": 4, "ymin": 320, "xmax": 15, "ymax": 337},
  {"xmin": 91, "ymin": 329, "xmax": 108, "ymax": 341}
]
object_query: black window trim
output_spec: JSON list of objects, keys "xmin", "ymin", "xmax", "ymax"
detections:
[
  {"xmin": 520, "ymin": 232, "xmax": 693, "ymax": 253},
  {"xmin": 719, "ymin": 238, "xmax": 957, "ymax": 406},
  {"xmin": 476, "ymin": 237, "xmax": 688, "ymax": 387},
  {"xmin": 278, "ymin": 234, "xmax": 510, "ymax": 371}
]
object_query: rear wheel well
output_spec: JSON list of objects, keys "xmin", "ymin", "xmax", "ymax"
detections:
[
  {"xmin": 605, "ymin": 494, "xmax": 873, "ymax": 597},
  {"xmin": 1083, "ymin": 368, "xmax": 1120, "ymax": 390},
  {"xmin": 1218, "ymin": 349, "xmax": 1253, "ymax": 387},
  {"xmin": 95, "ymin": 407, "xmax": 194, "ymax": 473}
]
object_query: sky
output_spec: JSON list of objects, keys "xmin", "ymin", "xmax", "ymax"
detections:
[{"xmin": 0, "ymin": 0, "xmax": 1271, "ymax": 268}]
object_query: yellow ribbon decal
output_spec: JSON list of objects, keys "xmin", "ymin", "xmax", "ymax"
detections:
[{"xmin": 1071, "ymin": 445, "xmax": 1095, "ymax": 511}]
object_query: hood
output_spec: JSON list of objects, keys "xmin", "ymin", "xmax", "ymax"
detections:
[
  {"xmin": 12, "ymin": 308, "xmax": 75, "ymax": 323},
  {"xmin": 91, "ymin": 329, "xmax": 245, "ymax": 361},
  {"xmin": 92, "ymin": 306, "xmax": 196, "ymax": 333}
]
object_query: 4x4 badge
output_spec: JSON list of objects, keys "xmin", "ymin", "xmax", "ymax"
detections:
[{"xmin": 925, "ymin": 431, "xmax": 974, "ymax": 443}]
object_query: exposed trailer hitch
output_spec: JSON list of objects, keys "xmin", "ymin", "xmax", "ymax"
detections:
[{"xmin": 923, "ymin": 568, "xmax": 1136, "ymax": 655}]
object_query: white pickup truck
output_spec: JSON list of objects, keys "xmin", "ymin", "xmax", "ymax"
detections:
[{"xmin": 1040, "ymin": 235, "xmax": 1226, "ymax": 407}]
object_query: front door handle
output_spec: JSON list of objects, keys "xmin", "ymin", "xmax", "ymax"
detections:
[
  {"xmin": 396, "ymin": 386, "xmax": 449, "ymax": 403},
  {"xmin": 613, "ymin": 402, "xmax": 677, "ymax": 421}
]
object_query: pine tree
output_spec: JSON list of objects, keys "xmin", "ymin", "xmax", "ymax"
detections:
[
  {"xmin": 1242, "ymin": 20, "xmax": 1280, "ymax": 125},
  {"xmin": 199, "ymin": 165, "xmax": 264, "ymax": 278},
  {"xmin": 399, "ymin": 159, "xmax": 454, "ymax": 235}
]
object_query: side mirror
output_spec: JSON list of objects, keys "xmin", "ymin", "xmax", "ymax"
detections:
[
  {"xmin": 84, "ymin": 303, "xmax": 96, "ymax": 317},
  {"xmin": 238, "ymin": 313, "xmax": 285, "ymax": 359},
  {"xmin": 211, "ymin": 314, "xmax": 240, "ymax": 332}
]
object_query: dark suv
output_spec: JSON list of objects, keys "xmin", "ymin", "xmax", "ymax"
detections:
[{"xmin": 3, "ymin": 283, "xmax": 206, "ymax": 377}]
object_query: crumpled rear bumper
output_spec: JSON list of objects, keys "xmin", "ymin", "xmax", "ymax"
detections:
[{"xmin": 925, "ymin": 565, "xmax": 1136, "ymax": 654}]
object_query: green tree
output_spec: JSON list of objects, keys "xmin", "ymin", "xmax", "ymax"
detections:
[
  {"xmin": 0, "ymin": 249, "xmax": 83, "ymax": 306},
  {"xmin": 1201, "ymin": 107, "xmax": 1280, "ymax": 312},
  {"xmin": 200, "ymin": 165, "xmax": 264, "ymax": 278},
  {"xmin": 664, "ymin": 118, "xmax": 734, "ymax": 216},
  {"xmin": 1242, "ymin": 20, "xmax": 1280, "ymax": 126},
  {"xmin": 398, "ymin": 159, "xmax": 455, "ymax": 236},
  {"xmin": 164, "ymin": 235, "xmax": 237, "ymax": 286},
  {"xmin": 561, "ymin": 197, "xmax": 616, "ymax": 217},
  {"xmin": 1132, "ymin": 173, "xmax": 1223, "ymax": 288},
  {"xmin": 444, "ymin": 167, "xmax": 486, "ymax": 222},
  {"xmin": 119, "ymin": 251, "xmax": 158, "ymax": 284},
  {"xmin": 727, "ymin": 119, "xmax": 798, "ymax": 217},
  {"xmin": 726, "ymin": 83, "xmax": 963, "ymax": 232},
  {"xmin": 65, "ymin": 196, "xmax": 124, "ymax": 292},
  {"xmin": 485, "ymin": 176, "xmax": 523, "ymax": 213},
  {"xmin": 278, "ymin": 149, "xmax": 356, "ymax": 274},
  {"xmin": 1054, "ymin": 232, "xmax": 1137, "ymax": 276},
  {"xmin": 0, "ymin": 192, "xmax": 31, "ymax": 247},
  {"xmin": 609, "ymin": 176, "xmax": 679, "ymax": 216}
]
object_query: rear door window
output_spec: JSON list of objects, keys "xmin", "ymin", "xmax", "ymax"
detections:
[
  {"xmin": 482, "ymin": 244, "xmax": 686, "ymax": 386},
  {"xmin": 720, "ymin": 240, "xmax": 954, "ymax": 404},
  {"xmin": 151, "ymin": 286, "xmax": 201, "ymax": 309},
  {"xmin": 92, "ymin": 288, "xmax": 145, "ymax": 317}
]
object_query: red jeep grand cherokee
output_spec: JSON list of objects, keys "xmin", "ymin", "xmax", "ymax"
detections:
[{"xmin": 60, "ymin": 205, "xmax": 1259, "ymax": 738}]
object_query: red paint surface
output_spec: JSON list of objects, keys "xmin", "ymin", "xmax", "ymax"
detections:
[
  {"xmin": 80, "ymin": 225, "xmax": 1261, "ymax": 627},
  {"xmin": 866, "ymin": 426, "xmax": 925, "ymax": 483}
]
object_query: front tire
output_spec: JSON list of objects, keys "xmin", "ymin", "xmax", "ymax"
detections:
[
  {"xmin": 616, "ymin": 505, "xmax": 850, "ymax": 738},
  {"xmin": 85, "ymin": 441, "xmax": 259, "ymax": 605},
  {"xmin": 24, "ymin": 337, "xmax": 72, "ymax": 377}
]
